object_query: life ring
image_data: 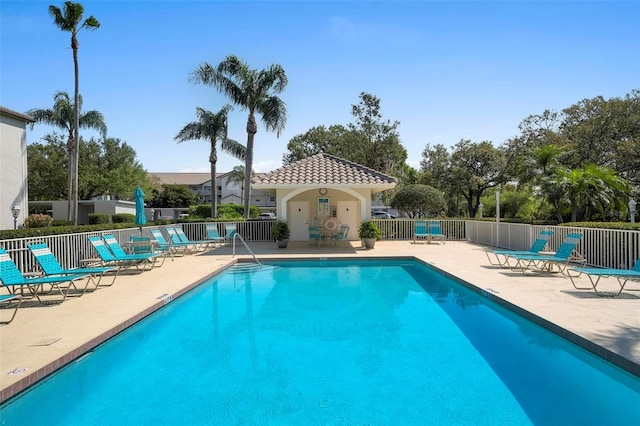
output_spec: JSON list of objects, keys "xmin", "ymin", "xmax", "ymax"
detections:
[{"xmin": 324, "ymin": 218, "xmax": 338, "ymax": 231}]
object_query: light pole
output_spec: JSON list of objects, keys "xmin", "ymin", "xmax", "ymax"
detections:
[
  {"xmin": 478, "ymin": 203, "xmax": 483, "ymax": 218},
  {"xmin": 495, "ymin": 186, "xmax": 501, "ymax": 223},
  {"xmin": 11, "ymin": 205, "xmax": 20, "ymax": 230},
  {"xmin": 630, "ymin": 199, "xmax": 637, "ymax": 224}
]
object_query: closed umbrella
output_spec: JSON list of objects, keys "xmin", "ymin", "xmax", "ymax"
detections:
[{"xmin": 134, "ymin": 186, "xmax": 146, "ymax": 233}]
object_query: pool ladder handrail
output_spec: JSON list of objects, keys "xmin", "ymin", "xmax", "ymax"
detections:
[{"xmin": 231, "ymin": 233, "xmax": 262, "ymax": 266}]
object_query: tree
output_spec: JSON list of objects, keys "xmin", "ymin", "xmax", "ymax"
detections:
[
  {"xmin": 191, "ymin": 55, "xmax": 288, "ymax": 218},
  {"xmin": 27, "ymin": 134, "xmax": 68, "ymax": 201},
  {"xmin": 174, "ymin": 105, "xmax": 245, "ymax": 217},
  {"xmin": 79, "ymin": 137, "xmax": 149, "ymax": 200},
  {"xmin": 227, "ymin": 165, "xmax": 247, "ymax": 201},
  {"xmin": 282, "ymin": 125, "xmax": 353, "ymax": 165},
  {"xmin": 449, "ymin": 140, "xmax": 507, "ymax": 218},
  {"xmin": 542, "ymin": 164, "xmax": 631, "ymax": 222},
  {"xmin": 390, "ymin": 184, "xmax": 446, "ymax": 218},
  {"xmin": 27, "ymin": 134, "xmax": 148, "ymax": 201},
  {"xmin": 48, "ymin": 1, "xmax": 100, "ymax": 224},
  {"xmin": 283, "ymin": 93, "xmax": 407, "ymax": 180},
  {"xmin": 27, "ymin": 91, "xmax": 106, "ymax": 209},
  {"xmin": 150, "ymin": 184, "xmax": 196, "ymax": 208},
  {"xmin": 348, "ymin": 92, "xmax": 407, "ymax": 177}
]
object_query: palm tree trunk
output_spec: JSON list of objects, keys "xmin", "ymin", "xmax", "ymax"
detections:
[
  {"xmin": 210, "ymin": 141, "xmax": 218, "ymax": 218},
  {"xmin": 244, "ymin": 113, "xmax": 257, "ymax": 218},
  {"xmin": 71, "ymin": 33, "xmax": 80, "ymax": 225}
]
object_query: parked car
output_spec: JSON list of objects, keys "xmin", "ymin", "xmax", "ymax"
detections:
[
  {"xmin": 259, "ymin": 212, "xmax": 277, "ymax": 220},
  {"xmin": 371, "ymin": 211, "xmax": 391, "ymax": 219}
]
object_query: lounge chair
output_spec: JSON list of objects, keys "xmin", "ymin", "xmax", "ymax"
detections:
[
  {"xmin": 486, "ymin": 230, "xmax": 554, "ymax": 267},
  {"xmin": 506, "ymin": 233, "xmax": 583, "ymax": 275},
  {"xmin": 567, "ymin": 258, "xmax": 640, "ymax": 297},
  {"xmin": 224, "ymin": 223, "xmax": 237, "ymax": 245},
  {"xmin": 0, "ymin": 294, "xmax": 23, "ymax": 324},
  {"xmin": 28, "ymin": 243, "xmax": 119, "ymax": 288},
  {"xmin": 103, "ymin": 234, "xmax": 163, "ymax": 268},
  {"xmin": 168, "ymin": 226, "xmax": 213, "ymax": 251},
  {"xmin": 130, "ymin": 235, "xmax": 175, "ymax": 261},
  {"xmin": 308, "ymin": 225, "xmax": 322, "ymax": 246},
  {"xmin": 331, "ymin": 224, "xmax": 350, "ymax": 246},
  {"xmin": 88, "ymin": 236, "xmax": 159, "ymax": 270},
  {"xmin": 428, "ymin": 221, "xmax": 446, "ymax": 244},
  {"xmin": 205, "ymin": 224, "xmax": 226, "ymax": 247},
  {"xmin": 149, "ymin": 229, "xmax": 189, "ymax": 256},
  {"xmin": 0, "ymin": 248, "xmax": 89, "ymax": 303},
  {"xmin": 413, "ymin": 220, "xmax": 429, "ymax": 244}
]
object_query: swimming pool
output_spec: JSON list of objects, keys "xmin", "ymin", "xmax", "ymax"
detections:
[{"xmin": 1, "ymin": 259, "xmax": 638, "ymax": 424}]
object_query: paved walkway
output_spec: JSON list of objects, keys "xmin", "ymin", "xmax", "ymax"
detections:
[{"xmin": 1, "ymin": 240, "xmax": 639, "ymax": 403}]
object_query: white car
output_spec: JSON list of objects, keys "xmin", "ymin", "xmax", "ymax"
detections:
[{"xmin": 259, "ymin": 212, "xmax": 277, "ymax": 220}]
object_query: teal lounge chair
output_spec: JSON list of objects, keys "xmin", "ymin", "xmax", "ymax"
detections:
[
  {"xmin": 486, "ymin": 230, "xmax": 554, "ymax": 267},
  {"xmin": 168, "ymin": 226, "xmax": 213, "ymax": 251},
  {"xmin": 89, "ymin": 236, "xmax": 158, "ymax": 270},
  {"xmin": 413, "ymin": 220, "xmax": 429, "ymax": 244},
  {"xmin": 102, "ymin": 234, "xmax": 163, "ymax": 268},
  {"xmin": 224, "ymin": 223, "xmax": 237, "ymax": 245},
  {"xmin": 506, "ymin": 233, "xmax": 583, "ymax": 275},
  {"xmin": 0, "ymin": 248, "xmax": 89, "ymax": 303},
  {"xmin": 428, "ymin": 221, "xmax": 446, "ymax": 244},
  {"xmin": 150, "ymin": 229, "xmax": 189, "ymax": 256},
  {"xmin": 29, "ymin": 243, "xmax": 119, "ymax": 288},
  {"xmin": 567, "ymin": 258, "xmax": 640, "ymax": 297},
  {"xmin": 331, "ymin": 225, "xmax": 350, "ymax": 246},
  {"xmin": 0, "ymin": 294, "xmax": 23, "ymax": 324},
  {"xmin": 205, "ymin": 224, "xmax": 226, "ymax": 247}
]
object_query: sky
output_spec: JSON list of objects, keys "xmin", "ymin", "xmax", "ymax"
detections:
[{"xmin": 1, "ymin": 0, "xmax": 639, "ymax": 174}]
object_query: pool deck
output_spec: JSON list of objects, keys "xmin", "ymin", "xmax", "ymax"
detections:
[{"xmin": 1, "ymin": 240, "xmax": 639, "ymax": 402}]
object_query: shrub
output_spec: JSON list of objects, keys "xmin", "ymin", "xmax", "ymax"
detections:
[
  {"xmin": 88, "ymin": 213, "xmax": 110, "ymax": 224},
  {"xmin": 271, "ymin": 221, "xmax": 290, "ymax": 241},
  {"xmin": 112, "ymin": 213, "xmax": 135, "ymax": 223},
  {"xmin": 358, "ymin": 220, "xmax": 381, "ymax": 240},
  {"xmin": 52, "ymin": 219, "xmax": 72, "ymax": 226},
  {"xmin": 190, "ymin": 204, "xmax": 212, "ymax": 219},
  {"xmin": 23, "ymin": 214, "xmax": 53, "ymax": 228}
]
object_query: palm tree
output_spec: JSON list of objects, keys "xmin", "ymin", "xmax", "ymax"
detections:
[
  {"xmin": 49, "ymin": 1, "xmax": 100, "ymax": 224},
  {"xmin": 227, "ymin": 165, "xmax": 253, "ymax": 201},
  {"xmin": 174, "ymin": 105, "xmax": 245, "ymax": 217},
  {"xmin": 544, "ymin": 164, "xmax": 631, "ymax": 222},
  {"xmin": 27, "ymin": 91, "xmax": 107, "ymax": 214},
  {"xmin": 190, "ymin": 55, "xmax": 287, "ymax": 218}
]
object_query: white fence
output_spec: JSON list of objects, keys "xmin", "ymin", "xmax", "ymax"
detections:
[{"xmin": 1, "ymin": 220, "xmax": 638, "ymax": 273}]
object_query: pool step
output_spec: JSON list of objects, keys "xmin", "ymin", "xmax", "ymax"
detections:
[{"xmin": 228, "ymin": 263, "xmax": 277, "ymax": 273}]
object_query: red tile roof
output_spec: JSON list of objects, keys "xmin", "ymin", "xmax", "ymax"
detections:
[{"xmin": 252, "ymin": 153, "xmax": 397, "ymax": 187}]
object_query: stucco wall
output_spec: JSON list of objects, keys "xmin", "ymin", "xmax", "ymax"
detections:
[{"xmin": 0, "ymin": 113, "xmax": 29, "ymax": 230}]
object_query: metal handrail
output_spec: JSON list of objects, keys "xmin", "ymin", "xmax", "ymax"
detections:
[{"xmin": 232, "ymin": 233, "xmax": 261, "ymax": 266}]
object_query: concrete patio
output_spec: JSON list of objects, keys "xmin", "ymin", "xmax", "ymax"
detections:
[{"xmin": 1, "ymin": 240, "xmax": 639, "ymax": 403}]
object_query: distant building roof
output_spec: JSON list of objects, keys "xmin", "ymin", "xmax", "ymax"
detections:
[
  {"xmin": 252, "ymin": 153, "xmax": 397, "ymax": 188},
  {"xmin": 0, "ymin": 106, "xmax": 35, "ymax": 123},
  {"xmin": 149, "ymin": 173, "xmax": 213, "ymax": 186},
  {"xmin": 150, "ymin": 171, "xmax": 269, "ymax": 186}
]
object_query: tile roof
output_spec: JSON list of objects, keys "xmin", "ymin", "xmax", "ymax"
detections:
[
  {"xmin": 0, "ymin": 106, "xmax": 35, "ymax": 123},
  {"xmin": 251, "ymin": 153, "xmax": 397, "ymax": 187}
]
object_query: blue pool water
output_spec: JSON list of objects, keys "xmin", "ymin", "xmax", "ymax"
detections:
[{"xmin": 1, "ymin": 259, "xmax": 639, "ymax": 425}]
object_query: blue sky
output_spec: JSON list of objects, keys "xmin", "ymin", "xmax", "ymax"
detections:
[{"xmin": 2, "ymin": 1, "xmax": 639, "ymax": 174}]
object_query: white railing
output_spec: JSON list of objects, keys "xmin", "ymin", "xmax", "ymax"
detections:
[{"xmin": 2, "ymin": 220, "xmax": 638, "ymax": 273}]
